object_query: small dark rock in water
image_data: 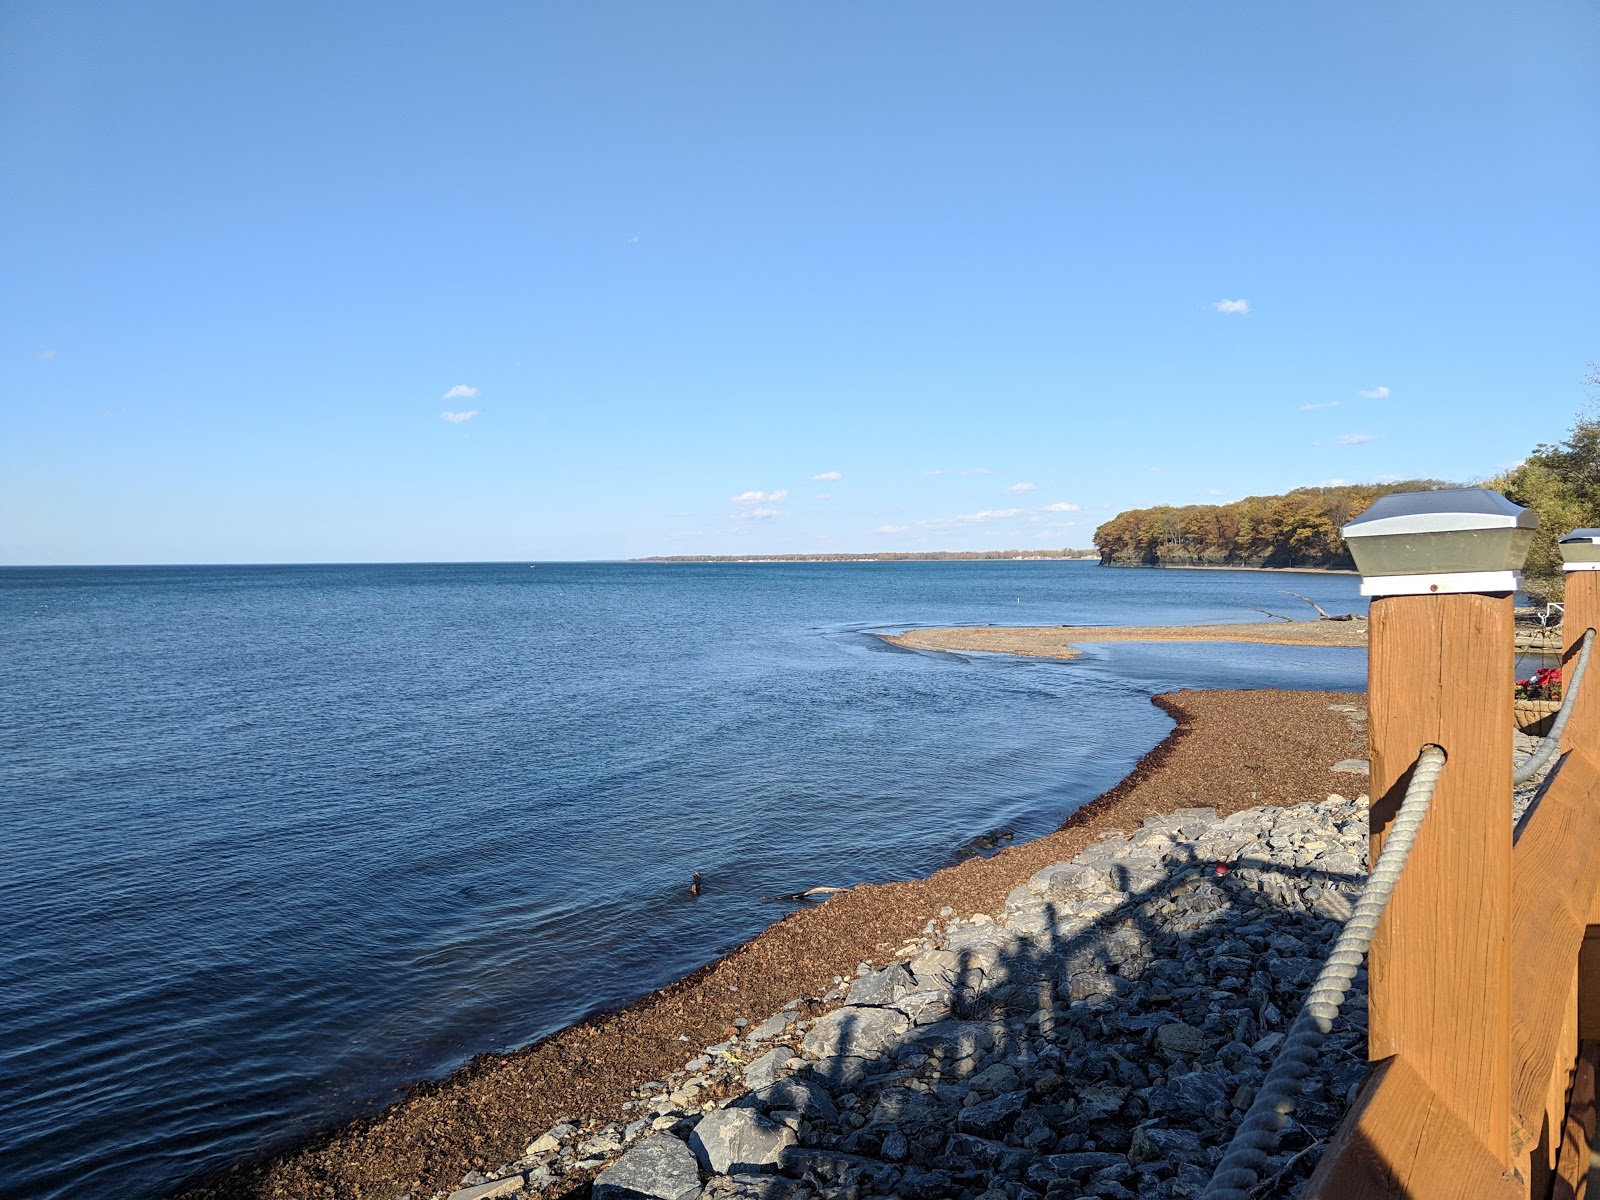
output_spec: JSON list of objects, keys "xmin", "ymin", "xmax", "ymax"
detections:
[{"xmin": 954, "ymin": 829, "xmax": 1016, "ymax": 861}]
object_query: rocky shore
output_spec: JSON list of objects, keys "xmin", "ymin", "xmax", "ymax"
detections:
[
  {"xmin": 180, "ymin": 692, "xmax": 1372, "ymax": 1200},
  {"xmin": 444, "ymin": 786, "xmax": 1373, "ymax": 1200}
]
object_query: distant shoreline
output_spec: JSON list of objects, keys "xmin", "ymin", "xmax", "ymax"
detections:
[
  {"xmin": 633, "ymin": 553, "xmax": 1099, "ymax": 564},
  {"xmin": 1099, "ymin": 562, "xmax": 1357, "ymax": 576}
]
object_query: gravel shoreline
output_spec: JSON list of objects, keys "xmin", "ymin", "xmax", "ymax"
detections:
[{"xmin": 177, "ymin": 690, "xmax": 1368, "ymax": 1200}]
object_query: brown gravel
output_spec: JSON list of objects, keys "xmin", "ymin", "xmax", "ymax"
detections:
[
  {"xmin": 178, "ymin": 689, "xmax": 1366, "ymax": 1200},
  {"xmin": 886, "ymin": 620, "xmax": 1368, "ymax": 659}
]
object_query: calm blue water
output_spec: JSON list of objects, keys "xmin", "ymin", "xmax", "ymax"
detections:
[{"xmin": 0, "ymin": 562, "xmax": 1367, "ymax": 1200}]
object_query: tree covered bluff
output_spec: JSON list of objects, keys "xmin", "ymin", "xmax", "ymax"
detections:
[{"xmin": 1092, "ymin": 482, "xmax": 1442, "ymax": 570}]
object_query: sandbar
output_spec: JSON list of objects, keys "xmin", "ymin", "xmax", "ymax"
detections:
[{"xmin": 885, "ymin": 619, "xmax": 1368, "ymax": 660}]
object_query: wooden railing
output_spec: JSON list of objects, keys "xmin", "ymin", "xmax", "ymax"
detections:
[{"xmin": 1302, "ymin": 572, "xmax": 1600, "ymax": 1199}]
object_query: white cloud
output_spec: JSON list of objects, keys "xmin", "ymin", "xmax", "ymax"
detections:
[
  {"xmin": 971, "ymin": 507, "xmax": 1022, "ymax": 522},
  {"xmin": 1207, "ymin": 489, "xmax": 1227, "ymax": 497},
  {"xmin": 815, "ymin": 492, "xmax": 833, "ymax": 500},
  {"xmin": 1360, "ymin": 385, "xmax": 1391, "ymax": 399},
  {"xmin": 968, "ymin": 467, "xmax": 992, "ymax": 476},
  {"xmin": 440, "ymin": 410, "xmax": 479, "ymax": 423},
  {"xmin": 811, "ymin": 470, "xmax": 841, "ymax": 481},
  {"xmin": 1213, "ymin": 298, "xmax": 1250, "ymax": 315},
  {"xmin": 731, "ymin": 489, "xmax": 789, "ymax": 506},
  {"xmin": 1041, "ymin": 502, "xmax": 1082, "ymax": 512},
  {"xmin": 741, "ymin": 507, "xmax": 782, "ymax": 520},
  {"xmin": 1005, "ymin": 482, "xmax": 1037, "ymax": 494},
  {"xmin": 875, "ymin": 524, "xmax": 911, "ymax": 534},
  {"xmin": 1299, "ymin": 401, "xmax": 1340, "ymax": 411},
  {"xmin": 1338, "ymin": 433, "xmax": 1374, "ymax": 445},
  {"xmin": 443, "ymin": 384, "xmax": 479, "ymax": 400},
  {"xmin": 922, "ymin": 469, "xmax": 946, "ymax": 477},
  {"xmin": 39, "ymin": 349, "xmax": 56, "ymax": 360}
]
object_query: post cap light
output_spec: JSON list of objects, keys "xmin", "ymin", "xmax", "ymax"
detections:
[
  {"xmin": 1341, "ymin": 487, "xmax": 1536, "ymax": 597},
  {"xmin": 1559, "ymin": 529, "xmax": 1600, "ymax": 571}
]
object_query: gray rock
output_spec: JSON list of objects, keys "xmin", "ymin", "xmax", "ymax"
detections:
[
  {"xmin": 880, "ymin": 1130, "xmax": 909, "ymax": 1162},
  {"xmin": 1074, "ymin": 1084, "xmax": 1130, "ymax": 1120},
  {"xmin": 1127, "ymin": 1125, "xmax": 1207, "ymax": 1166},
  {"xmin": 802, "ymin": 1006, "xmax": 910, "ymax": 1060},
  {"xmin": 690, "ymin": 1108, "xmax": 797, "ymax": 1175},
  {"xmin": 847, "ymin": 963, "xmax": 917, "ymax": 1007},
  {"xmin": 1026, "ymin": 1153, "xmax": 1128, "ymax": 1186},
  {"xmin": 956, "ymin": 1088, "xmax": 1030, "ymax": 1137},
  {"xmin": 445, "ymin": 1179, "xmax": 523, "ymax": 1200},
  {"xmin": 594, "ymin": 1135, "xmax": 701, "ymax": 1200},
  {"xmin": 777, "ymin": 1147, "xmax": 873, "ymax": 1183},
  {"xmin": 743, "ymin": 1048, "xmax": 793, "ymax": 1091},
  {"xmin": 894, "ymin": 989, "xmax": 956, "ymax": 1026},
  {"xmin": 735, "ymin": 1078, "xmax": 838, "ymax": 1122},
  {"xmin": 1154, "ymin": 1021, "xmax": 1210, "ymax": 1059},
  {"xmin": 701, "ymin": 1174, "xmax": 812, "ymax": 1200},
  {"xmin": 748, "ymin": 1011, "xmax": 798, "ymax": 1043}
]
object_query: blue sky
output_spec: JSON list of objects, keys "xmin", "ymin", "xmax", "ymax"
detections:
[{"xmin": 3, "ymin": 1, "xmax": 1597, "ymax": 563}]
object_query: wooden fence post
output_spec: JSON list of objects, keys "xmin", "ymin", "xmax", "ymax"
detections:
[
  {"xmin": 1560, "ymin": 569, "xmax": 1600, "ymax": 755},
  {"xmin": 1367, "ymin": 589, "xmax": 1515, "ymax": 1162},
  {"xmin": 1344, "ymin": 487, "xmax": 1535, "ymax": 1164}
]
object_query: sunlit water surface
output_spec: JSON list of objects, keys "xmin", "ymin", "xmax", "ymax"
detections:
[{"xmin": 0, "ymin": 562, "xmax": 1368, "ymax": 1199}]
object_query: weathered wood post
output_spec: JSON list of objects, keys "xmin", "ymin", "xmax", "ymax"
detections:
[
  {"xmin": 1342, "ymin": 488, "xmax": 1537, "ymax": 1162},
  {"xmin": 1560, "ymin": 534, "xmax": 1600, "ymax": 1060}
]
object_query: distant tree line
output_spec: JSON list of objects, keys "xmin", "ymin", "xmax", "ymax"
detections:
[
  {"xmin": 637, "ymin": 549, "xmax": 1098, "ymax": 563},
  {"xmin": 1489, "ymin": 373, "xmax": 1600, "ymax": 599},
  {"xmin": 1092, "ymin": 482, "xmax": 1447, "ymax": 570}
]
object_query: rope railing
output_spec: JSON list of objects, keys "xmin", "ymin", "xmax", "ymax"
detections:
[
  {"xmin": 1513, "ymin": 627, "xmax": 1594, "ymax": 786},
  {"xmin": 1201, "ymin": 745, "xmax": 1447, "ymax": 1200}
]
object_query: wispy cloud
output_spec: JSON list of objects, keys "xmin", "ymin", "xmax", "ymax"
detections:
[
  {"xmin": 440, "ymin": 410, "xmax": 479, "ymax": 424},
  {"xmin": 922, "ymin": 469, "xmax": 946, "ymax": 477},
  {"xmin": 741, "ymin": 507, "xmax": 782, "ymax": 521},
  {"xmin": 1207, "ymin": 489, "xmax": 1227, "ymax": 497},
  {"xmin": 443, "ymin": 384, "xmax": 478, "ymax": 400},
  {"xmin": 1337, "ymin": 433, "xmax": 1374, "ymax": 445},
  {"xmin": 968, "ymin": 467, "xmax": 992, "ymax": 476},
  {"xmin": 1041, "ymin": 502, "xmax": 1081, "ymax": 512},
  {"xmin": 1005, "ymin": 482, "xmax": 1037, "ymax": 494},
  {"xmin": 875, "ymin": 524, "xmax": 910, "ymax": 534},
  {"xmin": 1212, "ymin": 298, "xmax": 1250, "ymax": 315},
  {"xmin": 1360, "ymin": 385, "xmax": 1391, "ymax": 399},
  {"xmin": 731, "ymin": 489, "xmax": 789, "ymax": 506},
  {"xmin": 815, "ymin": 492, "xmax": 833, "ymax": 500},
  {"xmin": 39, "ymin": 349, "xmax": 56, "ymax": 360},
  {"xmin": 1299, "ymin": 401, "xmax": 1340, "ymax": 411},
  {"xmin": 918, "ymin": 507, "xmax": 1023, "ymax": 530},
  {"xmin": 811, "ymin": 470, "xmax": 841, "ymax": 482}
]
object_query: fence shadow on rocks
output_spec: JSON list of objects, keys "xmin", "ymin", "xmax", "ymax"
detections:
[{"xmin": 766, "ymin": 823, "xmax": 1370, "ymax": 1200}]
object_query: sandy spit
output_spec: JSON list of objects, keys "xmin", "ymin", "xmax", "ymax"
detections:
[
  {"xmin": 885, "ymin": 620, "xmax": 1369, "ymax": 661},
  {"xmin": 177, "ymin": 689, "xmax": 1366, "ymax": 1200}
]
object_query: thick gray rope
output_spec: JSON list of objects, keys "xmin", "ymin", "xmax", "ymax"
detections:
[
  {"xmin": 1513, "ymin": 627, "xmax": 1594, "ymax": 786},
  {"xmin": 1201, "ymin": 745, "xmax": 1446, "ymax": 1200}
]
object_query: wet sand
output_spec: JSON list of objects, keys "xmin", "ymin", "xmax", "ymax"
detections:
[
  {"xmin": 885, "ymin": 620, "xmax": 1368, "ymax": 660},
  {"xmin": 179, "ymin": 689, "xmax": 1367, "ymax": 1200}
]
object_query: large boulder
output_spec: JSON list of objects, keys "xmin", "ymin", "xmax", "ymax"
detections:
[
  {"xmin": 592, "ymin": 1136, "xmax": 700, "ymax": 1200},
  {"xmin": 733, "ymin": 1077, "xmax": 838, "ymax": 1122},
  {"xmin": 689, "ymin": 1108, "xmax": 797, "ymax": 1175},
  {"xmin": 801, "ymin": 1006, "xmax": 909, "ymax": 1060}
]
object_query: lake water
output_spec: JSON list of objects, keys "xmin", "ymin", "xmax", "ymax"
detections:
[{"xmin": 0, "ymin": 562, "xmax": 1368, "ymax": 1200}]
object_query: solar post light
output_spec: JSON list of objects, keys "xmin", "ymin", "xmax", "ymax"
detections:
[
  {"xmin": 1558, "ymin": 529, "xmax": 1600, "ymax": 572},
  {"xmin": 1340, "ymin": 487, "xmax": 1536, "ymax": 597}
]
